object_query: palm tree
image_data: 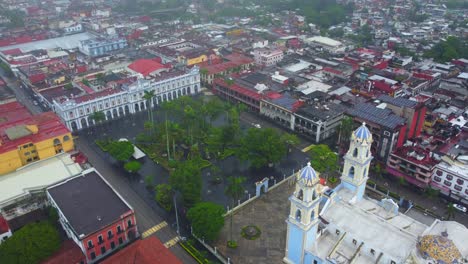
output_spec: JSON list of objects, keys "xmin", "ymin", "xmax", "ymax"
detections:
[
  {"xmin": 225, "ymin": 176, "xmax": 246, "ymax": 243},
  {"xmin": 338, "ymin": 116, "xmax": 354, "ymax": 147},
  {"xmin": 89, "ymin": 111, "xmax": 106, "ymax": 133},
  {"xmin": 143, "ymin": 90, "xmax": 156, "ymax": 127},
  {"xmin": 89, "ymin": 111, "xmax": 106, "ymax": 124}
]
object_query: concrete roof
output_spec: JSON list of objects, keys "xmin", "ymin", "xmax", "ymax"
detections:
[
  {"xmin": 0, "ymin": 32, "xmax": 94, "ymax": 52},
  {"xmin": 307, "ymin": 36, "xmax": 343, "ymax": 47},
  {"xmin": 0, "ymin": 153, "xmax": 83, "ymax": 206},
  {"xmin": 314, "ymin": 187, "xmax": 428, "ymax": 263},
  {"xmin": 47, "ymin": 170, "xmax": 132, "ymax": 237}
]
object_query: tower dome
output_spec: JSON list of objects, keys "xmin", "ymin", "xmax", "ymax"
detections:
[
  {"xmin": 418, "ymin": 231, "xmax": 462, "ymax": 264},
  {"xmin": 298, "ymin": 162, "xmax": 318, "ymax": 187},
  {"xmin": 353, "ymin": 122, "xmax": 372, "ymax": 143}
]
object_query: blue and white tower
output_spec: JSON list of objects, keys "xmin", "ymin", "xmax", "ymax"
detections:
[
  {"xmin": 284, "ymin": 162, "xmax": 322, "ymax": 264},
  {"xmin": 340, "ymin": 122, "xmax": 373, "ymax": 201}
]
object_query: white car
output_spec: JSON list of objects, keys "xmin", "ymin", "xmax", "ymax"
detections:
[
  {"xmin": 253, "ymin": 123, "xmax": 261, "ymax": 128},
  {"xmin": 453, "ymin": 204, "xmax": 467, "ymax": 213}
]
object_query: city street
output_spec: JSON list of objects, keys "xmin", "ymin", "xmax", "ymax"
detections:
[
  {"xmin": 0, "ymin": 69, "xmax": 43, "ymax": 114},
  {"xmin": 75, "ymin": 135, "xmax": 198, "ymax": 264}
]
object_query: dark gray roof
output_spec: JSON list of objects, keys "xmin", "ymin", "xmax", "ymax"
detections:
[
  {"xmin": 347, "ymin": 103, "xmax": 405, "ymax": 129},
  {"xmin": 48, "ymin": 171, "xmax": 131, "ymax": 237},
  {"xmin": 267, "ymin": 92, "xmax": 298, "ymax": 111},
  {"xmin": 296, "ymin": 102, "xmax": 345, "ymax": 121},
  {"xmin": 377, "ymin": 94, "xmax": 418, "ymax": 108}
]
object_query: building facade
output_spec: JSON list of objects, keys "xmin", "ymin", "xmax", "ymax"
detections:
[
  {"xmin": 0, "ymin": 102, "xmax": 74, "ymax": 175},
  {"xmin": 253, "ymin": 48, "xmax": 284, "ymax": 67},
  {"xmin": 386, "ymin": 144, "xmax": 437, "ymax": 188},
  {"xmin": 294, "ymin": 103, "xmax": 345, "ymax": 143},
  {"xmin": 431, "ymin": 156, "xmax": 468, "ymax": 205},
  {"xmin": 53, "ymin": 67, "xmax": 200, "ymax": 131},
  {"xmin": 79, "ymin": 38, "xmax": 128, "ymax": 57},
  {"xmin": 47, "ymin": 169, "xmax": 138, "ymax": 264}
]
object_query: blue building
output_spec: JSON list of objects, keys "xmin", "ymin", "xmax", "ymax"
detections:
[
  {"xmin": 79, "ymin": 38, "xmax": 127, "ymax": 57},
  {"xmin": 283, "ymin": 123, "xmax": 468, "ymax": 264}
]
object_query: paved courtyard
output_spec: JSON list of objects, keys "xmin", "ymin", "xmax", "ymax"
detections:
[{"xmin": 214, "ymin": 180, "xmax": 295, "ymax": 264}]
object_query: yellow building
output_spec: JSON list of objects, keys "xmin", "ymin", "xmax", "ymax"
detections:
[{"xmin": 0, "ymin": 102, "xmax": 74, "ymax": 175}]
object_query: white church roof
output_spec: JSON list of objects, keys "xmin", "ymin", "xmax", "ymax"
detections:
[{"xmin": 310, "ymin": 187, "xmax": 428, "ymax": 263}]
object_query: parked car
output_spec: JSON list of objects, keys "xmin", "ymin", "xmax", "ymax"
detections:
[{"xmin": 453, "ymin": 204, "xmax": 467, "ymax": 213}]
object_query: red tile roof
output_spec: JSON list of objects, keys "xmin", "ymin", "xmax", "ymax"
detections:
[
  {"xmin": 0, "ymin": 102, "xmax": 71, "ymax": 155},
  {"xmin": 102, "ymin": 237, "xmax": 182, "ymax": 264},
  {"xmin": 74, "ymin": 88, "xmax": 122, "ymax": 103},
  {"xmin": 1, "ymin": 48, "xmax": 22, "ymax": 56},
  {"xmin": 0, "ymin": 215, "xmax": 10, "ymax": 234},
  {"xmin": 40, "ymin": 240, "xmax": 85, "ymax": 264},
  {"xmin": 128, "ymin": 59, "xmax": 166, "ymax": 77},
  {"xmin": 224, "ymin": 53, "xmax": 254, "ymax": 65}
]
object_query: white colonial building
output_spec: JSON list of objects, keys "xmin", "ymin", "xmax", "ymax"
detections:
[{"xmin": 53, "ymin": 67, "xmax": 200, "ymax": 131}]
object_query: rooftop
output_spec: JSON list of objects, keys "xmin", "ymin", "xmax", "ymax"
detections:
[
  {"xmin": 40, "ymin": 240, "xmax": 85, "ymax": 264},
  {"xmin": 0, "ymin": 32, "xmax": 94, "ymax": 52},
  {"xmin": 0, "ymin": 102, "xmax": 71, "ymax": 155},
  {"xmin": 347, "ymin": 103, "xmax": 405, "ymax": 130},
  {"xmin": 295, "ymin": 102, "xmax": 344, "ymax": 121},
  {"xmin": 0, "ymin": 153, "xmax": 82, "ymax": 206},
  {"xmin": 391, "ymin": 145, "xmax": 438, "ymax": 167},
  {"xmin": 128, "ymin": 58, "xmax": 167, "ymax": 77},
  {"xmin": 377, "ymin": 94, "xmax": 418, "ymax": 108},
  {"xmin": 47, "ymin": 170, "xmax": 132, "ymax": 237},
  {"xmin": 101, "ymin": 237, "xmax": 182, "ymax": 264},
  {"xmin": 314, "ymin": 187, "xmax": 428, "ymax": 263}
]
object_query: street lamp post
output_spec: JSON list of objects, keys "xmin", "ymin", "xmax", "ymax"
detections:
[{"xmin": 173, "ymin": 193, "xmax": 180, "ymax": 235}]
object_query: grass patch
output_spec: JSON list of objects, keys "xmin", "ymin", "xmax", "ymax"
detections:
[
  {"xmin": 241, "ymin": 225, "xmax": 261, "ymax": 240},
  {"xmin": 180, "ymin": 239, "xmax": 215, "ymax": 264},
  {"xmin": 95, "ymin": 139, "xmax": 112, "ymax": 152},
  {"xmin": 227, "ymin": 240, "xmax": 237, "ymax": 249},
  {"xmin": 219, "ymin": 149, "xmax": 236, "ymax": 160}
]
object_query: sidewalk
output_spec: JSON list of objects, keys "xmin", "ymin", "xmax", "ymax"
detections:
[{"xmin": 369, "ymin": 174, "xmax": 468, "ymax": 227}]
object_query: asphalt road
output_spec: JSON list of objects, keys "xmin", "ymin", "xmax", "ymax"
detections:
[
  {"xmin": 75, "ymin": 136, "xmax": 197, "ymax": 264},
  {"xmin": 0, "ymin": 70, "xmax": 43, "ymax": 114}
]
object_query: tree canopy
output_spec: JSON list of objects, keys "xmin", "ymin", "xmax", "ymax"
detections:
[
  {"xmin": 169, "ymin": 159, "xmax": 203, "ymax": 207},
  {"xmin": 238, "ymin": 128, "xmax": 287, "ymax": 168},
  {"xmin": 309, "ymin": 144, "xmax": 338, "ymax": 174},
  {"xmin": 155, "ymin": 184, "xmax": 173, "ymax": 211},
  {"xmin": 423, "ymin": 36, "xmax": 467, "ymax": 63},
  {"xmin": 108, "ymin": 141, "xmax": 134, "ymax": 161},
  {"xmin": 187, "ymin": 202, "xmax": 225, "ymax": 241},
  {"xmin": 0, "ymin": 221, "xmax": 61, "ymax": 264},
  {"xmin": 124, "ymin": 160, "xmax": 142, "ymax": 173}
]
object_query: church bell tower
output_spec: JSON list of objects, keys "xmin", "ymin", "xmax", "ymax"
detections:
[
  {"xmin": 340, "ymin": 122, "xmax": 373, "ymax": 201},
  {"xmin": 284, "ymin": 163, "xmax": 322, "ymax": 264}
]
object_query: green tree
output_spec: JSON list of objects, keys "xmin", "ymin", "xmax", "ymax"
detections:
[
  {"xmin": 145, "ymin": 175, "xmax": 154, "ymax": 188},
  {"xmin": 89, "ymin": 111, "xmax": 106, "ymax": 124},
  {"xmin": 64, "ymin": 83, "xmax": 73, "ymax": 90},
  {"xmin": 309, "ymin": 144, "xmax": 338, "ymax": 175},
  {"xmin": 280, "ymin": 133, "xmax": 300, "ymax": 155},
  {"xmin": 169, "ymin": 159, "xmax": 202, "ymax": 207},
  {"xmin": 0, "ymin": 221, "xmax": 61, "ymax": 264},
  {"xmin": 155, "ymin": 184, "xmax": 173, "ymax": 211},
  {"xmin": 238, "ymin": 128, "xmax": 287, "ymax": 168},
  {"xmin": 187, "ymin": 202, "xmax": 225, "ymax": 241},
  {"xmin": 143, "ymin": 90, "xmax": 156, "ymax": 126},
  {"xmin": 424, "ymin": 36, "xmax": 467, "ymax": 63},
  {"xmin": 200, "ymin": 68, "xmax": 209, "ymax": 75},
  {"xmin": 329, "ymin": 28, "xmax": 344, "ymax": 38},
  {"xmin": 124, "ymin": 160, "xmax": 142, "ymax": 173},
  {"xmin": 108, "ymin": 140, "xmax": 134, "ymax": 161},
  {"xmin": 225, "ymin": 176, "xmax": 245, "ymax": 243},
  {"xmin": 338, "ymin": 116, "xmax": 354, "ymax": 146}
]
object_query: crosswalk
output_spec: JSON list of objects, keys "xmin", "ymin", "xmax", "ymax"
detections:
[
  {"xmin": 164, "ymin": 236, "xmax": 181, "ymax": 248},
  {"xmin": 141, "ymin": 221, "xmax": 168, "ymax": 238}
]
